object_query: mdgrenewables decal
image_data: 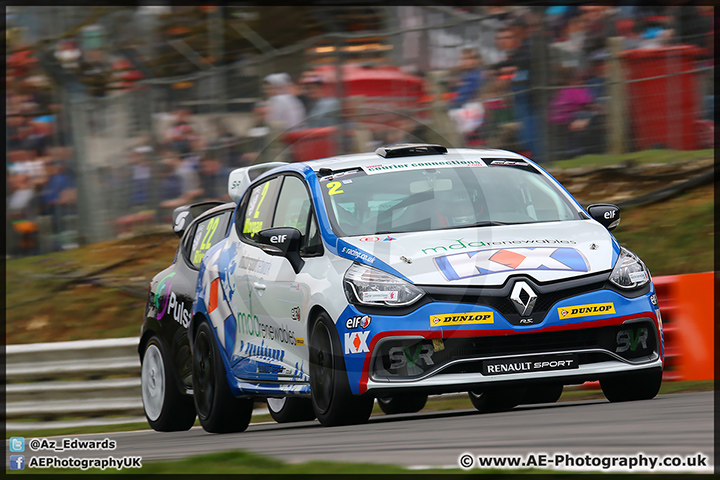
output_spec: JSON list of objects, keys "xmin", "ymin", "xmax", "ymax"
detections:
[{"xmin": 558, "ymin": 303, "xmax": 615, "ymax": 319}]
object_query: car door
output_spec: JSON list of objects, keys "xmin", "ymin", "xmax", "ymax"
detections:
[
  {"xmin": 230, "ymin": 174, "xmax": 322, "ymax": 383},
  {"xmin": 228, "ymin": 175, "xmax": 285, "ymax": 381},
  {"xmin": 256, "ymin": 174, "xmax": 324, "ymax": 382},
  {"xmin": 163, "ymin": 207, "xmax": 232, "ymax": 388}
]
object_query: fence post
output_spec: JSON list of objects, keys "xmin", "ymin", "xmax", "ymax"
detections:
[
  {"xmin": 66, "ymin": 91, "xmax": 95, "ymax": 246},
  {"xmin": 607, "ymin": 37, "xmax": 629, "ymax": 155}
]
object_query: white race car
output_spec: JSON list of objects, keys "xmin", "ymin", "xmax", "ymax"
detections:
[{"xmin": 190, "ymin": 144, "xmax": 663, "ymax": 432}]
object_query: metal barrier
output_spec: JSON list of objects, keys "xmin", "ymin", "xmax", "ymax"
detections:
[{"xmin": 5, "ymin": 337, "xmax": 143, "ymax": 421}]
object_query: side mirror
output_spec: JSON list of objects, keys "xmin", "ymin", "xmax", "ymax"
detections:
[
  {"xmin": 587, "ymin": 204, "xmax": 620, "ymax": 231},
  {"xmin": 255, "ymin": 227, "xmax": 305, "ymax": 273}
]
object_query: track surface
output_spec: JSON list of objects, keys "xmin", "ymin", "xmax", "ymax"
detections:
[{"xmin": 13, "ymin": 392, "xmax": 714, "ymax": 470}]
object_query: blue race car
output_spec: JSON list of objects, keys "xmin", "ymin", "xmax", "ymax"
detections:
[{"xmin": 190, "ymin": 144, "xmax": 663, "ymax": 432}]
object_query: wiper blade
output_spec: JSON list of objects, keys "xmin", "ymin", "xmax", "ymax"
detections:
[{"xmin": 457, "ymin": 221, "xmax": 511, "ymax": 228}]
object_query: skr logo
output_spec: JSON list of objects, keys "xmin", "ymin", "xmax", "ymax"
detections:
[
  {"xmin": 616, "ymin": 327, "xmax": 649, "ymax": 352},
  {"xmin": 388, "ymin": 345, "xmax": 434, "ymax": 370}
]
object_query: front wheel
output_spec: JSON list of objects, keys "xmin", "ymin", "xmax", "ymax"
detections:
[
  {"xmin": 468, "ymin": 386, "xmax": 526, "ymax": 413},
  {"xmin": 601, "ymin": 369, "xmax": 662, "ymax": 402},
  {"xmin": 378, "ymin": 394, "xmax": 428, "ymax": 415},
  {"xmin": 309, "ymin": 313, "xmax": 374, "ymax": 426},
  {"xmin": 267, "ymin": 397, "xmax": 316, "ymax": 423},
  {"xmin": 192, "ymin": 321, "xmax": 254, "ymax": 433},
  {"xmin": 141, "ymin": 336, "xmax": 196, "ymax": 432}
]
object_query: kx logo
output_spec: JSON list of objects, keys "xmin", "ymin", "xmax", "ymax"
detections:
[
  {"xmin": 389, "ymin": 345, "xmax": 434, "ymax": 370},
  {"xmin": 616, "ymin": 328, "xmax": 649, "ymax": 353},
  {"xmin": 345, "ymin": 331, "xmax": 370, "ymax": 354},
  {"xmin": 435, "ymin": 247, "xmax": 589, "ymax": 281}
]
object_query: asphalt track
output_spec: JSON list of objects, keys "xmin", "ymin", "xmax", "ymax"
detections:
[{"xmin": 14, "ymin": 391, "xmax": 714, "ymax": 471}]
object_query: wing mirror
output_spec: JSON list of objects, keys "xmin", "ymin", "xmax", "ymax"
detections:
[
  {"xmin": 255, "ymin": 228, "xmax": 305, "ymax": 273},
  {"xmin": 587, "ymin": 204, "xmax": 620, "ymax": 231}
]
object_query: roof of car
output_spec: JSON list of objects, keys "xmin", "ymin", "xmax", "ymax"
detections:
[{"xmin": 301, "ymin": 147, "xmax": 526, "ymax": 172}]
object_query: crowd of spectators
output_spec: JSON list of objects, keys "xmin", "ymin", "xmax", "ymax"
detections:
[
  {"xmin": 445, "ymin": 5, "xmax": 714, "ymax": 161},
  {"xmin": 6, "ymin": 6, "xmax": 714, "ymax": 257}
]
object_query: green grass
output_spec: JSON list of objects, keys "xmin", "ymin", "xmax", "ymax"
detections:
[
  {"xmin": 549, "ymin": 148, "xmax": 714, "ymax": 170},
  {"xmin": 611, "ymin": 184, "xmax": 713, "ymax": 276}
]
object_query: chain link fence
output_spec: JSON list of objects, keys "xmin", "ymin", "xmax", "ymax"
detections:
[{"xmin": 6, "ymin": 6, "xmax": 714, "ymax": 256}]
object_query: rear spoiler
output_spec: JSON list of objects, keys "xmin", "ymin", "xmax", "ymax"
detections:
[
  {"xmin": 227, "ymin": 162, "xmax": 288, "ymax": 204},
  {"xmin": 171, "ymin": 201, "xmax": 225, "ymax": 238}
]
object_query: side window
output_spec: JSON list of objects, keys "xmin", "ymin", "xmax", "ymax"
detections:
[
  {"xmin": 188, "ymin": 212, "xmax": 231, "ymax": 268},
  {"xmin": 273, "ymin": 175, "xmax": 322, "ymax": 256},
  {"xmin": 240, "ymin": 176, "xmax": 282, "ymax": 242},
  {"xmin": 273, "ymin": 176, "xmax": 311, "ymax": 233}
]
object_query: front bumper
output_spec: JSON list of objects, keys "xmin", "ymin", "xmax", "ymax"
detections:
[{"xmin": 337, "ymin": 286, "xmax": 662, "ymax": 395}]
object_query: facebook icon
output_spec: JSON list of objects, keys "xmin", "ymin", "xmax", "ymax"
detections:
[{"xmin": 9, "ymin": 455, "xmax": 25, "ymax": 470}]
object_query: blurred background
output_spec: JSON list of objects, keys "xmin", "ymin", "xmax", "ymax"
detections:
[
  {"xmin": 5, "ymin": 5, "xmax": 714, "ymax": 256},
  {"xmin": 4, "ymin": 5, "xmax": 714, "ymax": 437}
]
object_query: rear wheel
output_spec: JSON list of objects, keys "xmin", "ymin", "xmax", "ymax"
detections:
[
  {"xmin": 309, "ymin": 312, "xmax": 374, "ymax": 426},
  {"xmin": 267, "ymin": 397, "xmax": 316, "ymax": 423},
  {"xmin": 192, "ymin": 321, "xmax": 253, "ymax": 433},
  {"xmin": 141, "ymin": 337, "xmax": 196, "ymax": 432},
  {"xmin": 378, "ymin": 394, "xmax": 428, "ymax": 415},
  {"xmin": 468, "ymin": 386, "xmax": 526, "ymax": 413},
  {"xmin": 601, "ymin": 369, "xmax": 662, "ymax": 402},
  {"xmin": 521, "ymin": 384, "xmax": 563, "ymax": 405}
]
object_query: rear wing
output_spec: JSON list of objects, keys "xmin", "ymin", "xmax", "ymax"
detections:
[{"xmin": 227, "ymin": 162, "xmax": 288, "ymax": 203}]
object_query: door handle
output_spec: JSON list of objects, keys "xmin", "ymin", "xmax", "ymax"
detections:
[{"xmin": 253, "ymin": 282, "xmax": 266, "ymax": 291}]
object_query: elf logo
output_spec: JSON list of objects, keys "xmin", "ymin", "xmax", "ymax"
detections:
[
  {"xmin": 557, "ymin": 303, "xmax": 615, "ymax": 319},
  {"xmin": 616, "ymin": 327, "xmax": 649, "ymax": 353},
  {"xmin": 346, "ymin": 315, "xmax": 372, "ymax": 329}
]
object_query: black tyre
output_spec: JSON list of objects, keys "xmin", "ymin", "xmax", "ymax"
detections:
[
  {"xmin": 192, "ymin": 321, "xmax": 254, "ymax": 433},
  {"xmin": 601, "ymin": 369, "xmax": 662, "ymax": 402},
  {"xmin": 468, "ymin": 386, "xmax": 526, "ymax": 413},
  {"xmin": 141, "ymin": 336, "xmax": 196, "ymax": 432},
  {"xmin": 267, "ymin": 397, "xmax": 316, "ymax": 423},
  {"xmin": 309, "ymin": 312, "xmax": 374, "ymax": 426},
  {"xmin": 521, "ymin": 384, "xmax": 563, "ymax": 405},
  {"xmin": 377, "ymin": 394, "xmax": 428, "ymax": 415}
]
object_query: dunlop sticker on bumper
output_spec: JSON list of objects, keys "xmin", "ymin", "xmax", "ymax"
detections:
[
  {"xmin": 430, "ymin": 312, "xmax": 493, "ymax": 327},
  {"xmin": 558, "ymin": 302, "xmax": 615, "ymax": 319}
]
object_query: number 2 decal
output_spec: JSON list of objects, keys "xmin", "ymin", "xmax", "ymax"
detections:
[{"xmin": 326, "ymin": 181, "xmax": 344, "ymax": 195}]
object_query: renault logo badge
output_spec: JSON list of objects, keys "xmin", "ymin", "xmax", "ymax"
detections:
[{"xmin": 510, "ymin": 281, "xmax": 537, "ymax": 316}]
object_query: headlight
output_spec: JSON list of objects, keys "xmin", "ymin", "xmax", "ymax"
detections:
[
  {"xmin": 609, "ymin": 247, "xmax": 650, "ymax": 289},
  {"xmin": 343, "ymin": 263, "xmax": 424, "ymax": 307}
]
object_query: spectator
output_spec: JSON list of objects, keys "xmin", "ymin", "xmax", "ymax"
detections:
[
  {"xmin": 493, "ymin": 19, "xmax": 542, "ymax": 160},
  {"xmin": 547, "ymin": 67, "xmax": 595, "ymax": 159},
  {"xmin": 451, "ymin": 47, "xmax": 484, "ymax": 107},
  {"xmin": 479, "ymin": 74, "xmax": 519, "ymax": 150},
  {"xmin": 263, "ymin": 73, "xmax": 306, "ymax": 132},
  {"xmin": 7, "ymin": 172, "xmax": 41, "ymax": 256},
  {"xmin": 39, "ymin": 158, "xmax": 77, "ymax": 245},
  {"xmin": 128, "ymin": 148, "xmax": 152, "ymax": 208},
  {"xmin": 303, "ymin": 76, "xmax": 340, "ymax": 129},
  {"xmin": 197, "ymin": 154, "xmax": 232, "ymax": 202},
  {"xmin": 240, "ymin": 101, "xmax": 271, "ymax": 165}
]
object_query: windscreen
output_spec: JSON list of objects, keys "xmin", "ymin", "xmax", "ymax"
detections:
[{"xmin": 318, "ymin": 162, "xmax": 582, "ymax": 237}]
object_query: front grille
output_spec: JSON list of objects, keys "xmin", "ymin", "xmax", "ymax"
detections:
[
  {"xmin": 419, "ymin": 274, "xmax": 609, "ymax": 325},
  {"xmin": 371, "ymin": 320, "xmax": 657, "ymax": 380}
]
